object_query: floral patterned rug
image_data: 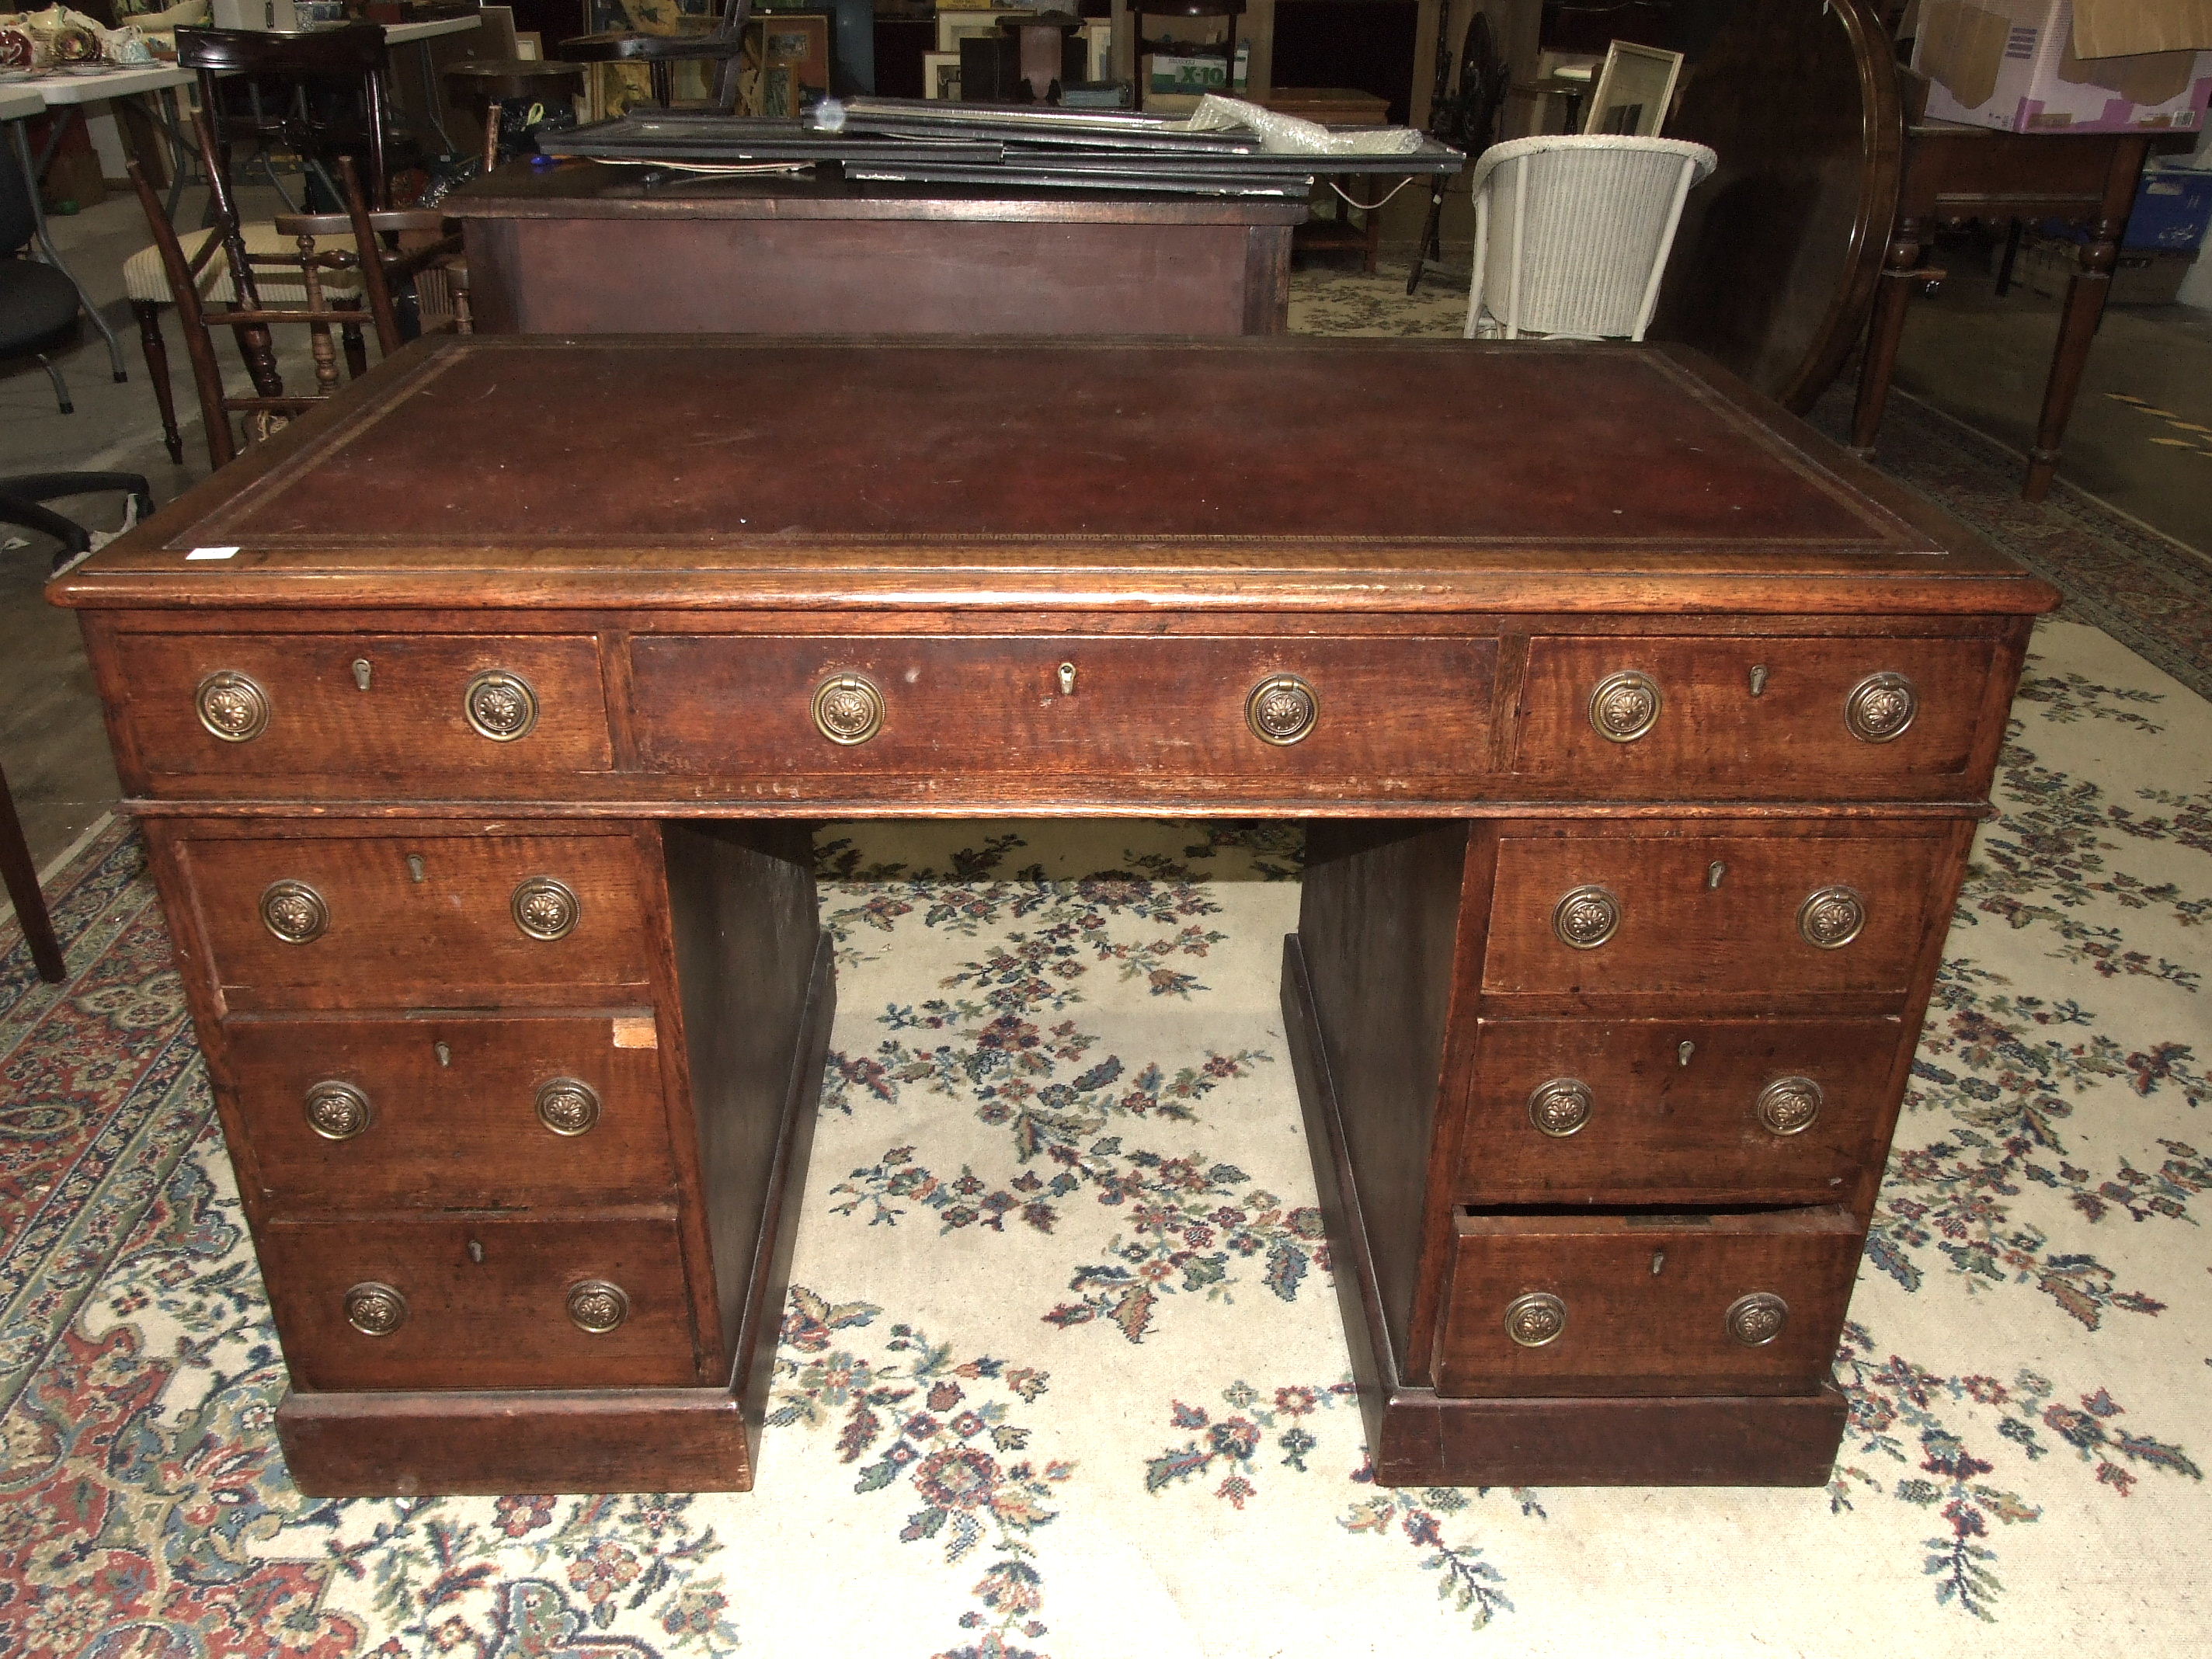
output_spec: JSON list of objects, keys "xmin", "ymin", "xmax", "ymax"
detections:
[{"xmin": 3, "ymin": 280, "xmax": 2209, "ymax": 1656}]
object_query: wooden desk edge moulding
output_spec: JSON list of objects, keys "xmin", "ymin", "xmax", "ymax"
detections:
[{"xmin": 52, "ymin": 334, "xmax": 2058, "ymax": 1495}]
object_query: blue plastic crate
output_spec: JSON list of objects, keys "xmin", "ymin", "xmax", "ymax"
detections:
[
  {"xmin": 2038, "ymin": 164, "xmax": 2212, "ymax": 252},
  {"xmin": 2128, "ymin": 165, "xmax": 2212, "ymax": 251}
]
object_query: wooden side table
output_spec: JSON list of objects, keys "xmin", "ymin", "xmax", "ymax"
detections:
[
  {"xmin": 1850, "ymin": 122, "xmax": 2152, "ymax": 503},
  {"xmin": 1258, "ymin": 86, "xmax": 1393, "ymax": 273}
]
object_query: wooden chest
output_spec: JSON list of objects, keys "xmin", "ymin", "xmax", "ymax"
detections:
[{"xmin": 50, "ymin": 336, "xmax": 2054, "ymax": 1494}]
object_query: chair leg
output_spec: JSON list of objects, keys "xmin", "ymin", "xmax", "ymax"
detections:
[
  {"xmin": 649, "ymin": 59, "xmax": 675, "ymax": 107},
  {"xmin": 0, "ymin": 766, "xmax": 66, "ymax": 984},
  {"xmin": 36, "ymin": 354, "xmax": 73, "ymax": 416},
  {"xmin": 134, "ymin": 301, "xmax": 185, "ymax": 465},
  {"xmin": 334, "ymin": 299, "xmax": 370, "ymax": 378}
]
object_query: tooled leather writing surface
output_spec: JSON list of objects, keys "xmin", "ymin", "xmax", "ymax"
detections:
[{"xmin": 186, "ymin": 339, "xmax": 1910, "ymax": 551}]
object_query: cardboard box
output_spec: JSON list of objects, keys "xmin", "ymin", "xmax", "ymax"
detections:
[{"xmin": 1914, "ymin": 0, "xmax": 2212, "ymax": 130}]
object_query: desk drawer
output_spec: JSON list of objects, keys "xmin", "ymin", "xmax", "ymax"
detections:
[
  {"xmin": 1480, "ymin": 825, "xmax": 1954, "ymax": 1004},
  {"xmin": 222, "ymin": 1013, "xmax": 676, "ymax": 1211},
  {"xmin": 257, "ymin": 1212, "xmax": 702, "ymax": 1392},
  {"xmin": 178, "ymin": 830, "xmax": 655, "ymax": 1012},
  {"xmin": 1457, "ymin": 1017, "xmax": 1898, "ymax": 1205},
  {"xmin": 1509, "ymin": 635, "xmax": 2001, "ymax": 798},
  {"xmin": 113, "ymin": 633, "xmax": 613, "ymax": 791},
  {"xmin": 628, "ymin": 634, "xmax": 1497, "ymax": 801},
  {"xmin": 1434, "ymin": 1208, "xmax": 1861, "ymax": 1396}
]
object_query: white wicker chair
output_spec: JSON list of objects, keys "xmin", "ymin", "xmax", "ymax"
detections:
[{"xmin": 1462, "ymin": 134, "xmax": 1717, "ymax": 342}]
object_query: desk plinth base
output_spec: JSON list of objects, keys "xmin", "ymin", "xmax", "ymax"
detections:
[
  {"xmin": 1281, "ymin": 934, "xmax": 1850, "ymax": 1488},
  {"xmin": 275, "ymin": 927, "xmax": 836, "ymax": 1497}
]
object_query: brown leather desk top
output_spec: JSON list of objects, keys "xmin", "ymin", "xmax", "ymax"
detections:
[{"xmin": 54, "ymin": 336, "xmax": 2057, "ymax": 616}]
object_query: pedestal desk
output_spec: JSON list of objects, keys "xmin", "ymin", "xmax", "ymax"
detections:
[{"xmin": 50, "ymin": 336, "xmax": 2057, "ymax": 1495}]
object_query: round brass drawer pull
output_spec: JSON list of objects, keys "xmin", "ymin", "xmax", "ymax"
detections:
[
  {"xmin": 1845, "ymin": 671, "xmax": 1918, "ymax": 743},
  {"xmin": 536, "ymin": 1076, "xmax": 601, "ymax": 1136},
  {"xmin": 464, "ymin": 670, "xmax": 540, "ymax": 742},
  {"xmin": 1246, "ymin": 673, "xmax": 1319, "ymax": 746},
  {"xmin": 344, "ymin": 1281, "xmax": 408, "ymax": 1336},
  {"xmin": 259, "ymin": 879, "xmax": 329, "ymax": 944},
  {"xmin": 1588, "ymin": 670, "xmax": 1661, "ymax": 743},
  {"xmin": 196, "ymin": 670, "xmax": 270, "ymax": 743},
  {"xmin": 1797, "ymin": 885, "xmax": 1867, "ymax": 950},
  {"xmin": 1504, "ymin": 1291, "xmax": 1567, "ymax": 1348},
  {"xmin": 812, "ymin": 673, "xmax": 884, "ymax": 745},
  {"xmin": 304, "ymin": 1079, "xmax": 373, "ymax": 1141},
  {"xmin": 1725, "ymin": 1291, "xmax": 1789, "ymax": 1347},
  {"xmin": 567, "ymin": 1278, "xmax": 630, "ymax": 1334},
  {"xmin": 1552, "ymin": 884, "xmax": 1621, "ymax": 950},
  {"xmin": 1528, "ymin": 1077, "xmax": 1593, "ymax": 1138},
  {"xmin": 1756, "ymin": 1075, "xmax": 1824, "ymax": 1136},
  {"xmin": 511, "ymin": 875, "xmax": 580, "ymax": 941}
]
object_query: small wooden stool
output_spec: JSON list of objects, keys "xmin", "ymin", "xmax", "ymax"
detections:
[{"xmin": 443, "ymin": 60, "xmax": 588, "ymax": 176}]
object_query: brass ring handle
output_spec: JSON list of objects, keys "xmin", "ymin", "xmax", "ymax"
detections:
[
  {"xmin": 1528, "ymin": 1077, "xmax": 1593, "ymax": 1138},
  {"xmin": 511, "ymin": 876, "xmax": 580, "ymax": 941},
  {"xmin": 535, "ymin": 1076, "xmax": 601, "ymax": 1136},
  {"xmin": 812, "ymin": 673, "xmax": 884, "ymax": 745},
  {"xmin": 304, "ymin": 1079, "xmax": 373, "ymax": 1141},
  {"xmin": 1551, "ymin": 885, "xmax": 1621, "ymax": 950},
  {"xmin": 1797, "ymin": 885, "xmax": 1867, "ymax": 950},
  {"xmin": 1756, "ymin": 1075, "xmax": 1823, "ymax": 1136},
  {"xmin": 566, "ymin": 1278, "xmax": 630, "ymax": 1334},
  {"xmin": 259, "ymin": 879, "xmax": 329, "ymax": 944},
  {"xmin": 1246, "ymin": 674, "xmax": 1319, "ymax": 746},
  {"xmin": 1725, "ymin": 1291, "xmax": 1789, "ymax": 1347},
  {"xmin": 464, "ymin": 670, "xmax": 540, "ymax": 742},
  {"xmin": 1844, "ymin": 671, "xmax": 1918, "ymax": 743},
  {"xmin": 344, "ymin": 1281, "xmax": 408, "ymax": 1336},
  {"xmin": 196, "ymin": 670, "xmax": 270, "ymax": 743},
  {"xmin": 1588, "ymin": 670, "xmax": 1661, "ymax": 743},
  {"xmin": 1503, "ymin": 1291, "xmax": 1567, "ymax": 1348}
]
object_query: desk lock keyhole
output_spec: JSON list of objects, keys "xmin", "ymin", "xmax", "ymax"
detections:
[
  {"xmin": 467, "ymin": 1238, "xmax": 484, "ymax": 1265},
  {"xmin": 1748, "ymin": 664, "xmax": 1769, "ymax": 698},
  {"xmin": 1678, "ymin": 1040, "xmax": 1696, "ymax": 1066},
  {"xmin": 352, "ymin": 659, "xmax": 372, "ymax": 692},
  {"xmin": 434, "ymin": 1041, "xmax": 451, "ymax": 1068},
  {"xmin": 1056, "ymin": 662, "xmax": 1077, "ymax": 697},
  {"xmin": 406, "ymin": 853, "xmax": 426, "ymax": 884},
  {"xmin": 1650, "ymin": 1250, "xmax": 1666, "ymax": 1275}
]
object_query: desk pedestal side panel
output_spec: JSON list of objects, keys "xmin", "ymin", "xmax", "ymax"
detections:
[{"xmin": 139, "ymin": 815, "xmax": 833, "ymax": 1496}]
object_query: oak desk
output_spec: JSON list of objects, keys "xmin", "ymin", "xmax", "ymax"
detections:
[
  {"xmin": 50, "ymin": 336, "xmax": 2057, "ymax": 1496},
  {"xmin": 447, "ymin": 162, "xmax": 1305, "ymax": 336}
]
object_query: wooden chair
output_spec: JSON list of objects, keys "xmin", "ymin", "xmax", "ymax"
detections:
[
  {"xmin": 127, "ymin": 117, "xmax": 467, "ymax": 471},
  {"xmin": 178, "ymin": 22, "xmax": 413, "ymax": 213},
  {"xmin": 0, "ymin": 763, "xmax": 64, "ymax": 984}
]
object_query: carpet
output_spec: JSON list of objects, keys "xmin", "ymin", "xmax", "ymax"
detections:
[{"xmin": 3, "ymin": 284, "xmax": 2209, "ymax": 1658}]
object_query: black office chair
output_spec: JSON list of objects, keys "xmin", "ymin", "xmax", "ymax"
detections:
[
  {"xmin": 4, "ymin": 124, "xmax": 154, "ymax": 563},
  {"xmin": 3, "ymin": 123, "xmax": 82, "ymax": 416}
]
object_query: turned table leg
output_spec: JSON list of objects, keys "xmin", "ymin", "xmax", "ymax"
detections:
[
  {"xmin": 1850, "ymin": 217, "xmax": 1933, "ymax": 458},
  {"xmin": 2026, "ymin": 210, "xmax": 2120, "ymax": 503}
]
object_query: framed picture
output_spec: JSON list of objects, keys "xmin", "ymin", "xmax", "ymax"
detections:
[
  {"xmin": 1080, "ymin": 17, "xmax": 1111, "ymax": 82},
  {"xmin": 740, "ymin": 8, "xmax": 835, "ymax": 113},
  {"xmin": 1583, "ymin": 40, "xmax": 1682, "ymax": 137},
  {"xmin": 513, "ymin": 30, "xmax": 543, "ymax": 60},
  {"xmin": 923, "ymin": 49, "xmax": 962, "ymax": 101},
  {"xmin": 935, "ymin": 9, "xmax": 1028, "ymax": 54}
]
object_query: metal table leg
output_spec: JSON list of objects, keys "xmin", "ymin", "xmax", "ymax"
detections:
[
  {"xmin": 11, "ymin": 116, "xmax": 128, "ymax": 383},
  {"xmin": 416, "ymin": 40, "xmax": 457, "ymax": 153}
]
